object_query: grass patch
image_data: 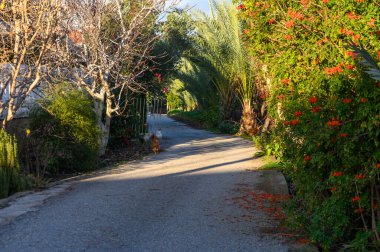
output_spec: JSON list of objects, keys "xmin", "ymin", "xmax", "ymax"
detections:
[
  {"xmin": 168, "ymin": 109, "xmax": 241, "ymax": 135},
  {"xmin": 253, "ymin": 151, "xmax": 265, "ymax": 158},
  {"xmin": 259, "ymin": 161, "xmax": 283, "ymax": 170}
]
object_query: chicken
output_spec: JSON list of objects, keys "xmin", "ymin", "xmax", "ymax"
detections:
[
  {"xmin": 155, "ymin": 129, "xmax": 162, "ymax": 140},
  {"xmin": 150, "ymin": 134, "xmax": 160, "ymax": 154},
  {"xmin": 143, "ymin": 132, "xmax": 152, "ymax": 143}
]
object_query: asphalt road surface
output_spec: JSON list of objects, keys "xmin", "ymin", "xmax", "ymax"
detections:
[{"xmin": 0, "ymin": 115, "xmax": 289, "ymax": 251}]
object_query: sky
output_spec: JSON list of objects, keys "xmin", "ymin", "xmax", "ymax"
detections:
[
  {"xmin": 174, "ymin": 0, "xmax": 232, "ymax": 14},
  {"xmin": 177, "ymin": 0, "xmax": 211, "ymax": 13},
  {"xmin": 161, "ymin": 0, "xmax": 231, "ymax": 21}
]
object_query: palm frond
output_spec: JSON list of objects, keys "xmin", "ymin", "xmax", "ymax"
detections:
[{"xmin": 350, "ymin": 43, "xmax": 380, "ymax": 81}]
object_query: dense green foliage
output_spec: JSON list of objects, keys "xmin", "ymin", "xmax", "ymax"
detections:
[
  {"xmin": 170, "ymin": 59, "xmax": 215, "ymax": 110},
  {"xmin": 163, "ymin": 1, "xmax": 261, "ymax": 137},
  {"xmin": 166, "ymin": 91, "xmax": 185, "ymax": 111},
  {"xmin": 168, "ymin": 109, "xmax": 239, "ymax": 135},
  {"xmin": 218, "ymin": 120, "xmax": 240, "ymax": 135},
  {"xmin": 235, "ymin": 0, "xmax": 380, "ymax": 249},
  {"xmin": 191, "ymin": 1, "xmax": 255, "ymax": 122},
  {"xmin": 168, "ymin": 109, "xmax": 220, "ymax": 129},
  {"xmin": 28, "ymin": 85, "xmax": 100, "ymax": 176},
  {"xmin": 0, "ymin": 129, "xmax": 26, "ymax": 198}
]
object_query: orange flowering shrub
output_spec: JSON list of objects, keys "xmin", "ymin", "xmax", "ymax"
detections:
[{"xmin": 234, "ymin": 0, "xmax": 379, "ymax": 250}]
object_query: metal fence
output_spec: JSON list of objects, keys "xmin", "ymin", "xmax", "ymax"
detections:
[
  {"xmin": 147, "ymin": 98, "xmax": 167, "ymax": 116},
  {"xmin": 126, "ymin": 97, "xmax": 147, "ymax": 137},
  {"xmin": 125, "ymin": 97, "xmax": 167, "ymax": 137}
]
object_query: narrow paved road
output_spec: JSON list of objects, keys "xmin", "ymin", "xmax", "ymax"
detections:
[{"xmin": 0, "ymin": 116, "xmax": 289, "ymax": 251}]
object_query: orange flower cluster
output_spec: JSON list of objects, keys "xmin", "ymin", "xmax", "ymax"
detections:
[
  {"xmin": 268, "ymin": 18, "xmax": 275, "ymax": 25},
  {"xmin": 352, "ymin": 34, "xmax": 361, "ymax": 41},
  {"xmin": 304, "ymin": 155, "xmax": 311, "ymax": 161},
  {"xmin": 352, "ymin": 196, "xmax": 360, "ymax": 202},
  {"xmin": 342, "ymin": 98, "xmax": 352, "ymax": 104},
  {"xmin": 301, "ymin": 0, "xmax": 308, "ymax": 7},
  {"xmin": 281, "ymin": 78, "xmax": 291, "ymax": 84},
  {"xmin": 284, "ymin": 34, "xmax": 293, "ymax": 40},
  {"xmin": 155, "ymin": 73, "xmax": 162, "ymax": 83},
  {"xmin": 285, "ymin": 20, "xmax": 295, "ymax": 28},
  {"xmin": 284, "ymin": 119, "xmax": 300, "ymax": 126},
  {"xmin": 324, "ymin": 66, "xmax": 343, "ymax": 75},
  {"xmin": 332, "ymin": 171, "xmax": 344, "ymax": 177},
  {"xmin": 346, "ymin": 51, "xmax": 358, "ymax": 59},
  {"xmin": 346, "ymin": 64, "xmax": 355, "ymax": 70},
  {"xmin": 341, "ymin": 29, "xmax": 355, "ymax": 36},
  {"xmin": 376, "ymin": 164, "xmax": 380, "ymax": 169},
  {"xmin": 316, "ymin": 37, "xmax": 329, "ymax": 46},
  {"xmin": 341, "ymin": 29, "xmax": 361, "ymax": 41},
  {"xmin": 355, "ymin": 174, "xmax": 365, "ymax": 180},
  {"xmin": 359, "ymin": 98, "xmax": 367, "ymax": 103},
  {"xmin": 311, "ymin": 106, "xmax": 321, "ymax": 113},
  {"xmin": 330, "ymin": 187, "xmax": 337, "ymax": 192},
  {"xmin": 294, "ymin": 111, "xmax": 302, "ymax": 117},
  {"xmin": 347, "ymin": 12, "xmax": 361, "ymax": 20},
  {"xmin": 340, "ymin": 133, "xmax": 348, "ymax": 138},
  {"xmin": 288, "ymin": 9, "xmax": 305, "ymax": 20},
  {"xmin": 367, "ymin": 18, "xmax": 376, "ymax": 28},
  {"xmin": 309, "ymin": 96, "xmax": 318, "ymax": 103},
  {"xmin": 236, "ymin": 4, "xmax": 245, "ymax": 10},
  {"xmin": 292, "ymin": 119, "xmax": 300, "ymax": 126},
  {"xmin": 327, "ymin": 119, "xmax": 341, "ymax": 128}
]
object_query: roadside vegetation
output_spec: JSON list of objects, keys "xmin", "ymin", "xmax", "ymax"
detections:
[
  {"xmin": 164, "ymin": 0, "xmax": 379, "ymax": 250},
  {"xmin": 0, "ymin": 0, "xmax": 177, "ymax": 197},
  {"xmin": 0, "ymin": 0, "xmax": 379, "ymax": 250}
]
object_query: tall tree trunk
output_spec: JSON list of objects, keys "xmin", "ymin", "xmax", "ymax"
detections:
[
  {"xmin": 239, "ymin": 100, "xmax": 258, "ymax": 136},
  {"xmin": 94, "ymin": 89, "xmax": 111, "ymax": 156},
  {"xmin": 101, "ymin": 94, "xmax": 113, "ymax": 156}
]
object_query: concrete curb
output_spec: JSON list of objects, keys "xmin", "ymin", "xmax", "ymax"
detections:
[
  {"xmin": 0, "ymin": 173, "xmax": 90, "ymax": 210},
  {"xmin": 0, "ymin": 182, "xmax": 74, "ymax": 226}
]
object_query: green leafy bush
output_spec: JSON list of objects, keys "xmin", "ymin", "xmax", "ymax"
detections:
[
  {"xmin": 28, "ymin": 84, "xmax": 100, "ymax": 176},
  {"xmin": 235, "ymin": 0, "xmax": 380, "ymax": 249},
  {"xmin": 218, "ymin": 120, "xmax": 239, "ymax": 134},
  {"xmin": 168, "ymin": 108, "xmax": 220, "ymax": 129},
  {"xmin": 253, "ymin": 132, "xmax": 283, "ymax": 158},
  {"xmin": 0, "ymin": 129, "xmax": 27, "ymax": 198}
]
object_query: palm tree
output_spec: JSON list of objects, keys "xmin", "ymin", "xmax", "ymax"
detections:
[
  {"xmin": 350, "ymin": 43, "xmax": 380, "ymax": 81},
  {"xmin": 173, "ymin": 58, "xmax": 216, "ymax": 110},
  {"xmin": 190, "ymin": 0, "xmax": 257, "ymax": 134}
]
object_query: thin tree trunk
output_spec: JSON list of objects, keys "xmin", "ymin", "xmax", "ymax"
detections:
[{"xmin": 100, "ymin": 94, "xmax": 112, "ymax": 156}]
